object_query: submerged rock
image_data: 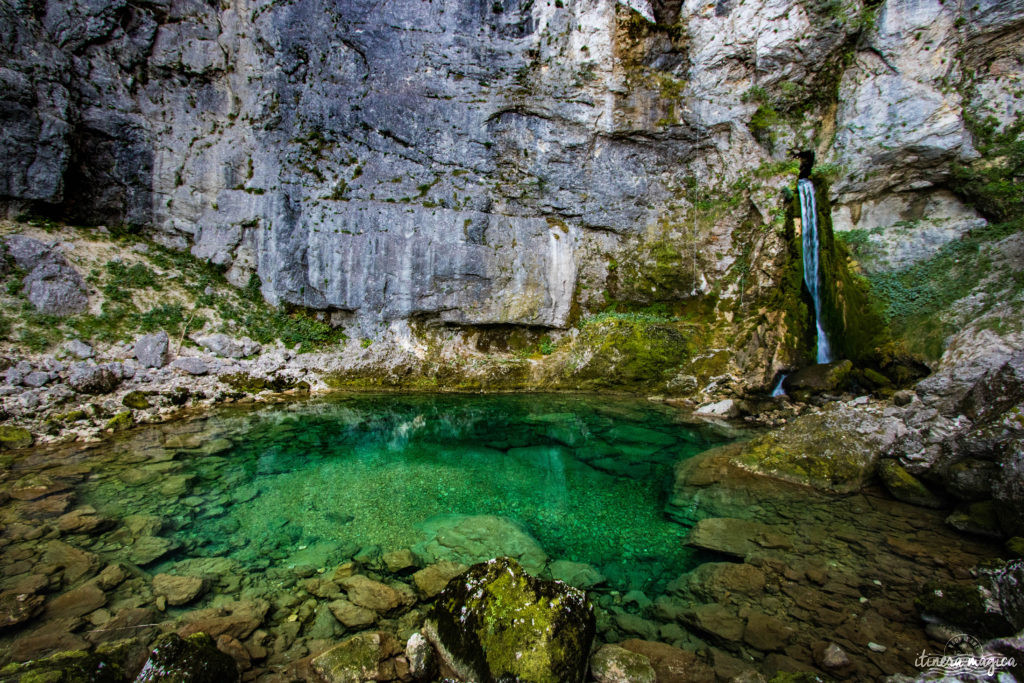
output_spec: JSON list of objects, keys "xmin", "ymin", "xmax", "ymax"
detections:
[
  {"xmin": 129, "ymin": 536, "xmax": 178, "ymax": 566},
  {"xmin": 589, "ymin": 644, "xmax": 655, "ymax": 683},
  {"xmin": 412, "ymin": 514, "xmax": 548, "ymax": 573},
  {"xmin": 327, "ymin": 598, "xmax": 376, "ymax": 628},
  {"xmin": 338, "ymin": 575, "xmax": 414, "ymax": 613},
  {"xmin": 617, "ymin": 640, "xmax": 715, "ymax": 683},
  {"xmin": 0, "ymin": 590, "xmax": 45, "ymax": 629},
  {"xmin": 411, "ymin": 561, "xmax": 468, "ymax": 599},
  {"xmin": 136, "ymin": 632, "xmax": 239, "ymax": 682},
  {"xmin": 547, "ymin": 560, "xmax": 606, "ymax": 589},
  {"xmin": 685, "ymin": 517, "xmax": 791, "ymax": 559},
  {"xmin": 310, "ymin": 631, "xmax": 411, "ymax": 683},
  {"xmin": 669, "ymin": 562, "xmax": 767, "ymax": 601},
  {"xmin": 153, "ymin": 574, "xmax": 206, "ymax": 606},
  {"xmin": 423, "ymin": 557, "xmax": 595, "ymax": 683}
]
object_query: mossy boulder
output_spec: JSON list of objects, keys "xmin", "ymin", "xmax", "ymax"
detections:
[
  {"xmin": 136, "ymin": 632, "xmax": 239, "ymax": 682},
  {"xmin": 0, "ymin": 649, "xmax": 125, "ymax": 682},
  {"xmin": 878, "ymin": 460, "xmax": 944, "ymax": 508},
  {"xmin": 105, "ymin": 411, "xmax": 133, "ymax": 432},
  {"xmin": 736, "ymin": 402, "xmax": 905, "ymax": 493},
  {"xmin": 310, "ymin": 631, "xmax": 410, "ymax": 682},
  {"xmin": 423, "ymin": 557, "xmax": 596, "ymax": 683},
  {"xmin": 122, "ymin": 391, "xmax": 151, "ymax": 410},
  {"xmin": 0, "ymin": 425, "xmax": 33, "ymax": 449}
]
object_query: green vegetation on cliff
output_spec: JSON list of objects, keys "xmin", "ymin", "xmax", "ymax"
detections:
[
  {"xmin": 0, "ymin": 222, "xmax": 347, "ymax": 354},
  {"xmin": 855, "ymin": 221, "xmax": 1024, "ymax": 360}
]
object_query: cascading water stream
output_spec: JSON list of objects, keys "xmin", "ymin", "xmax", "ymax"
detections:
[{"xmin": 798, "ymin": 178, "xmax": 833, "ymax": 364}]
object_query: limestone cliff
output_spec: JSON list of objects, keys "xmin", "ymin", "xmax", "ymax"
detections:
[{"xmin": 1, "ymin": 0, "xmax": 1022, "ymax": 389}]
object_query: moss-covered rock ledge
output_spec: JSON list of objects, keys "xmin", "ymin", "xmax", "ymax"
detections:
[{"xmin": 734, "ymin": 400, "xmax": 906, "ymax": 493}]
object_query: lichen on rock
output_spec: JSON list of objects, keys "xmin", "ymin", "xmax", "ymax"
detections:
[{"xmin": 423, "ymin": 557, "xmax": 596, "ymax": 683}]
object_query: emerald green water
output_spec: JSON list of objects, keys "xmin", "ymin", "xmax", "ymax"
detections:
[{"xmin": 79, "ymin": 394, "xmax": 734, "ymax": 591}]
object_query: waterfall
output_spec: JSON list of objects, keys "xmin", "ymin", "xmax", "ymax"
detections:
[
  {"xmin": 771, "ymin": 374, "xmax": 787, "ymax": 397},
  {"xmin": 798, "ymin": 178, "xmax": 833, "ymax": 364}
]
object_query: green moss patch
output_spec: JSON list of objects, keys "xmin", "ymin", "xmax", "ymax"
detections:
[
  {"xmin": 105, "ymin": 411, "xmax": 133, "ymax": 432},
  {"xmin": 0, "ymin": 425, "xmax": 33, "ymax": 449},
  {"xmin": 565, "ymin": 314, "xmax": 694, "ymax": 390},
  {"xmin": 122, "ymin": 391, "xmax": 151, "ymax": 410}
]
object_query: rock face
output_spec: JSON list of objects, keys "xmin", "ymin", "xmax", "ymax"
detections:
[
  {"xmin": 423, "ymin": 557, "xmax": 595, "ymax": 683},
  {"xmin": 0, "ymin": 0, "xmax": 1018, "ymax": 381}
]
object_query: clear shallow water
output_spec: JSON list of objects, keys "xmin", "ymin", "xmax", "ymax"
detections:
[{"xmin": 76, "ymin": 394, "xmax": 733, "ymax": 591}]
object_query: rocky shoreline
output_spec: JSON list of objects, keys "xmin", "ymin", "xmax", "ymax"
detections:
[{"xmin": 1, "ymin": 314, "xmax": 1024, "ymax": 682}]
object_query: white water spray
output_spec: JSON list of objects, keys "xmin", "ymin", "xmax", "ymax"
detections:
[{"xmin": 798, "ymin": 178, "xmax": 833, "ymax": 364}]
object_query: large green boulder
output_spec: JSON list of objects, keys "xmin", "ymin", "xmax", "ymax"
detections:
[
  {"xmin": 135, "ymin": 632, "xmax": 238, "ymax": 682},
  {"xmin": 735, "ymin": 402, "xmax": 905, "ymax": 493},
  {"xmin": 423, "ymin": 557, "xmax": 595, "ymax": 683}
]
